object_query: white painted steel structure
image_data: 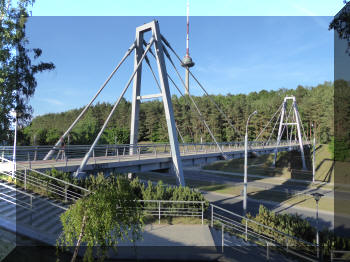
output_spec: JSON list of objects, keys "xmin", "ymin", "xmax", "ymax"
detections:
[{"xmin": 273, "ymin": 96, "xmax": 307, "ymax": 169}]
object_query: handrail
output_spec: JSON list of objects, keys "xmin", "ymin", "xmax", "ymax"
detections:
[
  {"xmin": 211, "ymin": 203, "xmax": 315, "ymax": 247},
  {"xmin": 0, "ymin": 156, "xmax": 89, "ymax": 193},
  {"xmin": 139, "ymin": 199, "xmax": 205, "ymax": 204},
  {"xmin": 0, "ymin": 181, "xmax": 35, "ymax": 198},
  {"xmin": 0, "ymin": 140, "xmax": 305, "ymax": 150}
]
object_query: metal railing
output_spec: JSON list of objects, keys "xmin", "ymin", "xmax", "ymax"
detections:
[
  {"xmin": 0, "ymin": 181, "xmax": 34, "ymax": 210},
  {"xmin": 0, "ymin": 140, "xmax": 306, "ymax": 168},
  {"xmin": 0, "ymin": 156, "xmax": 90, "ymax": 204},
  {"xmin": 0, "ymin": 181, "xmax": 36, "ymax": 224},
  {"xmin": 210, "ymin": 204, "xmax": 318, "ymax": 261},
  {"xmin": 331, "ymin": 250, "xmax": 350, "ymax": 261},
  {"xmin": 138, "ymin": 199, "xmax": 205, "ymax": 225}
]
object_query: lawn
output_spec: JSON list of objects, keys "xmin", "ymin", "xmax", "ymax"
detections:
[
  {"xmin": 143, "ymin": 216, "xmax": 208, "ymax": 225},
  {"xmin": 198, "ymin": 183, "xmax": 336, "ymax": 213},
  {"xmin": 203, "ymin": 144, "xmax": 334, "ymax": 183}
]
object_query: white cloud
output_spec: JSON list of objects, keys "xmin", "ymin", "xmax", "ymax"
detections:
[
  {"xmin": 288, "ymin": 2, "xmax": 330, "ymax": 30},
  {"xmin": 37, "ymin": 98, "xmax": 64, "ymax": 106}
]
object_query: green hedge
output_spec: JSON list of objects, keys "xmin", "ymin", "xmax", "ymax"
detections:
[{"xmin": 244, "ymin": 205, "xmax": 350, "ymax": 257}]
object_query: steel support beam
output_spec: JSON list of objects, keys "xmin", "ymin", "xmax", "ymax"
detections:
[
  {"xmin": 74, "ymin": 37, "xmax": 154, "ymax": 177},
  {"xmin": 152, "ymin": 21, "xmax": 185, "ymax": 186},
  {"xmin": 273, "ymin": 101, "xmax": 285, "ymax": 167},
  {"xmin": 273, "ymin": 96, "xmax": 306, "ymax": 169},
  {"xmin": 293, "ymin": 100, "xmax": 307, "ymax": 169},
  {"xmin": 128, "ymin": 20, "xmax": 185, "ymax": 186},
  {"xmin": 130, "ymin": 29, "xmax": 144, "ymax": 155},
  {"xmin": 44, "ymin": 42, "xmax": 135, "ymax": 161}
]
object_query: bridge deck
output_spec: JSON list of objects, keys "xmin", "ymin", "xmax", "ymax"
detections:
[{"xmin": 12, "ymin": 143, "xmax": 303, "ymax": 173}]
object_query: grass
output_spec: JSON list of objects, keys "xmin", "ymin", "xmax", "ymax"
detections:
[
  {"xmin": 143, "ymin": 215, "xmax": 208, "ymax": 225},
  {"xmin": 203, "ymin": 144, "xmax": 334, "ymax": 183},
  {"xmin": 198, "ymin": 183, "xmax": 337, "ymax": 212},
  {"xmin": 135, "ymin": 172, "xmax": 177, "ymax": 184},
  {"xmin": 0, "ymin": 239, "xmax": 15, "ymax": 261}
]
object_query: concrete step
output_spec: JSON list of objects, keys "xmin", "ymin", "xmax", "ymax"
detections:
[
  {"xmin": 39, "ymin": 214, "xmax": 63, "ymax": 234},
  {"xmin": 16, "ymin": 209, "xmax": 34, "ymax": 225},
  {"xmin": 0, "ymin": 202, "xmax": 17, "ymax": 217},
  {"xmin": 0, "ymin": 177, "xmax": 71, "ymax": 238},
  {"xmin": 31, "ymin": 205, "xmax": 63, "ymax": 228},
  {"xmin": 0, "ymin": 188, "xmax": 14, "ymax": 196},
  {"xmin": 48, "ymin": 220, "xmax": 63, "ymax": 235},
  {"xmin": 32, "ymin": 198, "xmax": 50, "ymax": 210}
]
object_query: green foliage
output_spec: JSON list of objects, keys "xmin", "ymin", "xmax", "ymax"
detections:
[
  {"xmin": 70, "ymin": 111, "xmax": 99, "ymax": 145},
  {"xmin": 100, "ymin": 127, "xmax": 130, "ymax": 144},
  {"xmin": 0, "ymin": 0, "xmax": 55, "ymax": 144},
  {"xmin": 329, "ymin": 137, "xmax": 350, "ymax": 161},
  {"xmin": 19, "ymin": 82, "xmax": 334, "ymax": 146},
  {"xmin": 244, "ymin": 205, "xmax": 350, "ymax": 257},
  {"xmin": 129, "ymin": 177, "xmax": 209, "ymax": 211},
  {"xmin": 329, "ymin": 3, "xmax": 350, "ymax": 55},
  {"xmin": 56, "ymin": 175, "xmax": 144, "ymax": 262},
  {"xmin": 45, "ymin": 128, "xmax": 61, "ymax": 145}
]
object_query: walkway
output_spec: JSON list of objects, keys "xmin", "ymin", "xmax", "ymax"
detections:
[{"xmin": 0, "ymin": 181, "xmax": 297, "ymax": 261}]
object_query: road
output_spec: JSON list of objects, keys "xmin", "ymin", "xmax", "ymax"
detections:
[
  {"xmin": 183, "ymin": 167, "xmax": 334, "ymax": 197},
  {"xmin": 201, "ymin": 190, "xmax": 334, "ymax": 229},
  {"xmin": 141, "ymin": 168, "xmax": 339, "ymax": 231}
]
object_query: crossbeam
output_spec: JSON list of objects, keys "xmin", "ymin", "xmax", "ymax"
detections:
[{"xmin": 137, "ymin": 94, "xmax": 163, "ymax": 100}]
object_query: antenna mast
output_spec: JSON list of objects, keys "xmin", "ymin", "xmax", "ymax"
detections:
[{"xmin": 181, "ymin": 0, "xmax": 195, "ymax": 95}]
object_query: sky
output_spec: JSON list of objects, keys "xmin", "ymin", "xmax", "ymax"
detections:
[{"xmin": 25, "ymin": 1, "xmax": 345, "ymax": 116}]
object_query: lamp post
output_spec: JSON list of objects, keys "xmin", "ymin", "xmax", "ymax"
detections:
[
  {"xmin": 311, "ymin": 192, "xmax": 324, "ymax": 258},
  {"xmin": 312, "ymin": 123, "xmax": 316, "ymax": 183},
  {"xmin": 10, "ymin": 109, "xmax": 18, "ymax": 179},
  {"xmin": 243, "ymin": 110, "xmax": 257, "ymax": 216}
]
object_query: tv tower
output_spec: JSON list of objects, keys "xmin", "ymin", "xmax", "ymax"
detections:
[{"xmin": 181, "ymin": 0, "xmax": 195, "ymax": 95}]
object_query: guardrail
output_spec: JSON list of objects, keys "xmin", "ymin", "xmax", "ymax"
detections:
[
  {"xmin": 0, "ymin": 181, "xmax": 37, "ymax": 225},
  {"xmin": 0, "ymin": 156, "xmax": 90, "ymax": 204},
  {"xmin": 0, "ymin": 140, "xmax": 306, "ymax": 167},
  {"xmin": 139, "ymin": 199, "xmax": 206, "ymax": 225},
  {"xmin": 210, "ymin": 203, "xmax": 318, "ymax": 261},
  {"xmin": 331, "ymin": 250, "xmax": 350, "ymax": 261}
]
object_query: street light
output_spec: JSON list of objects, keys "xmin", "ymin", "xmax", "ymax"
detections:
[
  {"xmin": 311, "ymin": 192, "xmax": 324, "ymax": 258},
  {"xmin": 312, "ymin": 123, "xmax": 316, "ymax": 183},
  {"xmin": 243, "ymin": 110, "xmax": 257, "ymax": 216},
  {"xmin": 10, "ymin": 109, "xmax": 18, "ymax": 179}
]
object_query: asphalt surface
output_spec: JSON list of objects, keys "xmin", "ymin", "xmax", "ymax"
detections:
[
  {"xmin": 202, "ymin": 190, "xmax": 334, "ymax": 230},
  {"xmin": 183, "ymin": 167, "xmax": 334, "ymax": 198},
  {"xmin": 142, "ymin": 168, "xmax": 339, "ymax": 231}
]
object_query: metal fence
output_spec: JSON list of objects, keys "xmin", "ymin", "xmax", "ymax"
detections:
[
  {"xmin": 0, "ymin": 156, "xmax": 90, "ymax": 204},
  {"xmin": 331, "ymin": 250, "xmax": 350, "ymax": 261},
  {"xmin": 139, "ymin": 199, "xmax": 205, "ymax": 225},
  {"xmin": 0, "ymin": 140, "xmax": 305, "ymax": 164},
  {"xmin": 210, "ymin": 204, "xmax": 318, "ymax": 262}
]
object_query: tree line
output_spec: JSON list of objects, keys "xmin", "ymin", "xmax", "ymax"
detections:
[{"xmin": 15, "ymin": 81, "xmax": 335, "ymax": 147}]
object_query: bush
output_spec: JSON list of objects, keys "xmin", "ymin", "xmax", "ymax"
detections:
[{"xmin": 244, "ymin": 205, "xmax": 350, "ymax": 257}]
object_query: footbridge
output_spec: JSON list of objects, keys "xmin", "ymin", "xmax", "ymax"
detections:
[
  {"xmin": 0, "ymin": 140, "xmax": 307, "ymax": 174},
  {"xmin": 5, "ymin": 20, "xmax": 312, "ymax": 185}
]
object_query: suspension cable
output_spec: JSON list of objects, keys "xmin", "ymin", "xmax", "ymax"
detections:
[
  {"xmin": 160, "ymin": 35, "xmax": 241, "ymax": 138},
  {"xmin": 278, "ymin": 103, "xmax": 294, "ymax": 143},
  {"xmin": 75, "ymin": 37, "xmax": 155, "ymax": 175},
  {"xmin": 144, "ymin": 54, "xmax": 186, "ymax": 144},
  {"xmin": 168, "ymin": 71, "xmax": 229, "ymax": 159},
  {"xmin": 299, "ymin": 115, "xmax": 309, "ymax": 144},
  {"xmin": 266, "ymin": 109, "xmax": 282, "ymax": 145},
  {"xmin": 144, "ymin": 41, "xmax": 205, "ymax": 145},
  {"xmin": 254, "ymin": 103, "xmax": 283, "ymax": 141},
  {"xmin": 160, "ymin": 46, "xmax": 229, "ymax": 159},
  {"xmin": 44, "ymin": 41, "xmax": 136, "ymax": 160}
]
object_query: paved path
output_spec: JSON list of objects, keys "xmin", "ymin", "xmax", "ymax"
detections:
[
  {"xmin": 184, "ymin": 167, "xmax": 334, "ymax": 198},
  {"xmin": 0, "ymin": 180, "xmax": 297, "ymax": 261}
]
